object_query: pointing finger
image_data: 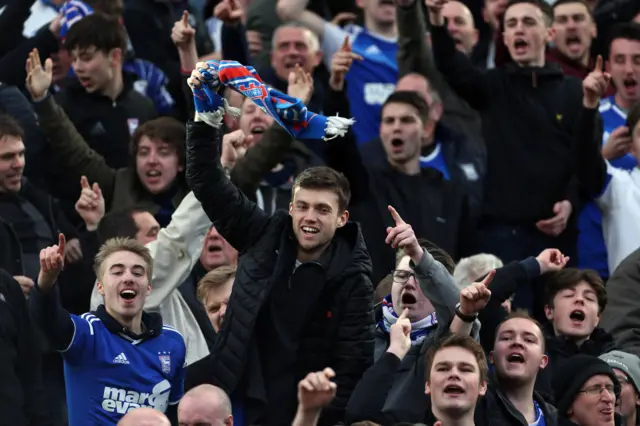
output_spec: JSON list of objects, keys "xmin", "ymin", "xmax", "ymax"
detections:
[
  {"xmin": 481, "ymin": 270, "xmax": 496, "ymax": 287},
  {"xmin": 182, "ymin": 10, "xmax": 189, "ymax": 26},
  {"xmin": 388, "ymin": 205, "xmax": 406, "ymax": 225},
  {"xmin": 340, "ymin": 35, "xmax": 350, "ymax": 52},
  {"xmin": 399, "ymin": 307, "xmax": 409, "ymax": 321},
  {"xmin": 58, "ymin": 233, "xmax": 66, "ymax": 256},
  {"xmin": 595, "ymin": 55, "xmax": 603, "ymax": 72},
  {"xmin": 80, "ymin": 175, "xmax": 90, "ymax": 189}
]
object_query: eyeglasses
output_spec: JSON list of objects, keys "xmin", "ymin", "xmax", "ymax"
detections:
[
  {"xmin": 392, "ymin": 270, "xmax": 416, "ymax": 284},
  {"xmin": 579, "ymin": 384, "xmax": 616, "ymax": 397},
  {"xmin": 616, "ymin": 375, "xmax": 631, "ymax": 385}
]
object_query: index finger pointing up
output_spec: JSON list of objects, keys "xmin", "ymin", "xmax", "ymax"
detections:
[
  {"xmin": 388, "ymin": 205, "xmax": 406, "ymax": 226},
  {"xmin": 57, "ymin": 233, "xmax": 66, "ymax": 256},
  {"xmin": 340, "ymin": 35, "xmax": 351, "ymax": 52},
  {"xmin": 182, "ymin": 10, "xmax": 189, "ymax": 26},
  {"xmin": 399, "ymin": 307, "xmax": 409, "ymax": 320},
  {"xmin": 595, "ymin": 55, "xmax": 603, "ymax": 72},
  {"xmin": 481, "ymin": 270, "xmax": 496, "ymax": 287}
]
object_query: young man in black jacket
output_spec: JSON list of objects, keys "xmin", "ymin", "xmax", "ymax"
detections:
[
  {"xmin": 425, "ymin": 0, "xmax": 602, "ymax": 313},
  {"xmin": 184, "ymin": 75, "xmax": 375, "ymax": 426},
  {"xmin": 0, "ymin": 269, "xmax": 50, "ymax": 426}
]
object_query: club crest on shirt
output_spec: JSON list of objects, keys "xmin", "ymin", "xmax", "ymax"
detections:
[{"xmin": 159, "ymin": 352, "xmax": 171, "ymax": 374}]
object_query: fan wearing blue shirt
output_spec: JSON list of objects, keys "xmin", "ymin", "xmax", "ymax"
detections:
[
  {"xmin": 31, "ymin": 234, "xmax": 186, "ymax": 426},
  {"xmin": 576, "ymin": 22, "xmax": 640, "ymax": 279},
  {"xmin": 277, "ymin": 0, "xmax": 399, "ymax": 144}
]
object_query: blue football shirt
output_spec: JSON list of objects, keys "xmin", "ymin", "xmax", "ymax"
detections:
[
  {"xmin": 62, "ymin": 312, "xmax": 186, "ymax": 425},
  {"xmin": 577, "ymin": 96, "xmax": 634, "ymax": 277},
  {"xmin": 322, "ymin": 22, "xmax": 398, "ymax": 145}
]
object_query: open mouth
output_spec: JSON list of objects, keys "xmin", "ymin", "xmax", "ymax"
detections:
[
  {"xmin": 565, "ymin": 35, "xmax": 582, "ymax": 48},
  {"xmin": 250, "ymin": 125, "xmax": 266, "ymax": 135},
  {"xmin": 600, "ymin": 407, "xmax": 614, "ymax": 415},
  {"xmin": 284, "ymin": 61, "xmax": 302, "ymax": 71},
  {"xmin": 443, "ymin": 384, "xmax": 465, "ymax": 395},
  {"xmin": 207, "ymin": 244, "xmax": 222, "ymax": 254},
  {"xmin": 570, "ymin": 309, "xmax": 586, "ymax": 322},
  {"xmin": 146, "ymin": 170, "xmax": 161, "ymax": 179},
  {"xmin": 514, "ymin": 39, "xmax": 528, "ymax": 53},
  {"xmin": 120, "ymin": 289, "xmax": 137, "ymax": 301},
  {"xmin": 391, "ymin": 138, "xmax": 404, "ymax": 148},
  {"xmin": 623, "ymin": 79, "xmax": 638, "ymax": 91},
  {"xmin": 301, "ymin": 226, "xmax": 319, "ymax": 235},
  {"xmin": 506, "ymin": 353, "xmax": 525, "ymax": 363},
  {"xmin": 401, "ymin": 292, "xmax": 417, "ymax": 305}
]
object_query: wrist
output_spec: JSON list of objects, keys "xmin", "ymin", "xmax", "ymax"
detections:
[
  {"xmin": 455, "ymin": 302, "xmax": 478, "ymax": 321},
  {"xmin": 386, "ymin": 344, "xmax": 408, "ymax": 361},
  {"xmin": 409, "ymin": 246, "xmax": 424, "ymax": 264},
  {"xmin": 583, "ymin": 97, "xmax": 599, "ymax": 109},
  {"xmin": 429, "ymin": 13, "xmax": 444, "ymax": 26},
  {"xmin": 85, "ymin": 223, "xmax": 99, "ymax": 232}
]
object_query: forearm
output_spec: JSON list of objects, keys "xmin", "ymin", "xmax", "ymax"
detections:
[
  {"xmin": 411, "ymin": 248, "xmax": 460, "ymax": 322},
  {"xmin": 29, "ymin": 283, "xmax": 75, "ymax": 350},
  {"xmin": 293, "ymin": 408, "xmax": 322, "ymax": 426}
]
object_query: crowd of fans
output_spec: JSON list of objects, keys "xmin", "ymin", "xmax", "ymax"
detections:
[{"xmin": 0, "ymin": 0, "xmax": 640, "ymax": 424}]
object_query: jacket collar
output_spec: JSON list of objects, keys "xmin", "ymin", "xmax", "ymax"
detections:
[{"xmin": 94, "ymin": 304, "xmax": 163, "ymax": 341}]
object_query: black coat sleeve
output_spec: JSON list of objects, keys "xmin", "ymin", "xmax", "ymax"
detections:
[
  {"xmin": 323, "ymin": 86, "xmax": 370, "ymax": 205},
  {"xmin": 185, "ymin": 120, "xmax": 271, "ymax": 254},
  {"xmin": 345, "ymin": 352, "xmax": 404, "ymax": 425},
  {"xmin": 322, "ymin": 273, "xmax": 375, "ymax": 425},
  {"xmin": 29, "ymin": 282, "xmax": 75, "ymax": 351},
  {"xmin": 0, "ymin": 270, "xmax": 51, "ymax": 426}
]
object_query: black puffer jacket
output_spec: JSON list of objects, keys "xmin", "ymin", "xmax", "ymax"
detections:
[{"xmin": 184, "ymin": 121, "xmax": 375, "ymax": 426}]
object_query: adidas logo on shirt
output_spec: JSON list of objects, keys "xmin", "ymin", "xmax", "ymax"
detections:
[{"xmin": 112, "ymin": 353, "xmax": 129, "ymax": 365}]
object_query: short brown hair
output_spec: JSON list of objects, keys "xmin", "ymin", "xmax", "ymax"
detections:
[
  {"xmin": 131, "ymin": 117, "xmax": 186, "ymax": 165},
  {"xmin": 94, "ymin": 237, "xmax": 153, "ymax": 282},
  {"xmin": 0, "ymin": 114, "xmax": 24, "ymax": 141},
  {"xmin": 395, "ymin": 238, "xmax": 455, "ymax": 275},
  {"xmin": 382, "ymin": 91, "xmax": 430, "ymax": 123},
  {"xmin": 544, "ymin": 268, "xmax": 607, "ymax": 313},
  {"xmin": 64, "ymin": 13, "xmax": 127, "ymax": 55},
  {"xmin": 291, "ymin": 166, "xmax": 350, "ymax": 212},
  {"xmin": 197, "ymin": 265, "xmax": 237, "ymax": 303},
  {"xmin": 425, "ymin": 334, "xmax": 489, "ymax": 383},
  {"xmin": 495, "ymin": 309, "xmax": 546, "ymax": 352}
]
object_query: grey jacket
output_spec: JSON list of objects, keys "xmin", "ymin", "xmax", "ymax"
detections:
[{"xmin": 372, "ymin": 249, "xmax": 480, "ymax": 416}]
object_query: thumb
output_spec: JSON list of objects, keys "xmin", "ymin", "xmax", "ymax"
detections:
[
  {"xmin": 553, "ymin": 202, "xmax": 561, "ymax": 214},
  {"xmin": 80, "ymin": 175, "xmax": 90, "ymax": 189},
  {"xmin": 398, "ymin": 307, "xmax": 409, "ymax": 321},
  {"xmin": 288, "ymin": 69, "xmax": 297, "ymax": 86},
  {"xmin": 92, "ymin": 182, "xmax": 102, "ymax": 198},
  {"xmin": 44, "ymin": 57, "xmax": 53, "ymax": 75}
]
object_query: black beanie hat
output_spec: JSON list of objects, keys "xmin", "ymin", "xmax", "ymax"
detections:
[{"xmin": 553, "ymin": 354, "xmax": 620, "ymax": 416}]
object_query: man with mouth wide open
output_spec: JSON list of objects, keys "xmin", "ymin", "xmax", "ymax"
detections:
[{"xmin": 30, "ymin": 235, "xmax": 186, "ymax": 425}]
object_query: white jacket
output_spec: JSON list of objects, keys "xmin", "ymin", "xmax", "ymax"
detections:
[{"xmin": 91, "ymin": 192, "xmax": 212, "ymax": 365}]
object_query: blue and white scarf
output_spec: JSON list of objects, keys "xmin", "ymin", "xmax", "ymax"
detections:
[
  {"xmin": 377, "ymin": 294, "xmax": 438, "ymax": 346},
  {"xmin": 191, "ymin": 60, "xmax": 353, "ymax": 140}
]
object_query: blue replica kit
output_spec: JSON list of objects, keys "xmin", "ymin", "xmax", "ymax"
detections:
[
  {"xmin": 577, "ymin": 96, "xmax": 634, "ymax": 277},
  {"xmin": 62, "ymin": 308, "xmax": 186, "ymax": 425}
]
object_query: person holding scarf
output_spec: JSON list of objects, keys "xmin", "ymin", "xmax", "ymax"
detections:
[{"xmin": 346, "ymin": 205, "xmax": 474, "ymax": 424}]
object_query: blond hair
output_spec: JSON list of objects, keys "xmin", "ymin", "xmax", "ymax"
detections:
[
  {"xmin": 94, "ymin": 237, "xmax": 154, "ymax": 282},
  {"xmin": 197, "ymin": 265, "xmax": 237, "ymax": 303}
]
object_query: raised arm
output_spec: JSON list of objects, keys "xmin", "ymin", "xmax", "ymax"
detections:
[
  {"xmin": 29, "ymin": 234, "xmax": 75, "ymax": 351},
  {"xmin": 426, "ymin": 0, "xmax": 490, "ymax": 110},
  {"xmin": 185, "ymin": 70, "xmax": 271, "ymax": 253},
  {"xmin": 324, "ymin": 40, "xmax": 370, "ymax": 204},
  {"xmin": 25, "ymin": 49, "xmax": 117, "ymax": 204},
  {"xmin": 577, "ymin": 56, "xmax": 611, "ymax": 199}
]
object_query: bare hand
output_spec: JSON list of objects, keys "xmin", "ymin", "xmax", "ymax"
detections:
[
  {"xmin": 583, "ymin": 55, "xmax": 611, "ymax": 108},
  {"xmin": 536, "ymin": 200, "xmax": 572, "ymax": 237},
  {"xmin": 221, "ymin": 130, "xmax": 253, "ymax": 170},
  {"xmin": 75, "ymin": 175, "xmax": 105, "ymax": 231},
  {"xmin": 171, "ymin": 11, "xmax": 196, "ymax": 49},
  {"xmin": 37, "ymin": 234, "xmax": 66, "ymax": 292},
  {"xmin": 49, "ymin": 13, "xmax": 62, "ymax": 37},
  {"xmin": 425, "ymin": 0, "xmax": 448, "ymax": 25},
  {"xmin": 329, "ymin": 36, "xmax": 362, "ymax": 91},
  {"xmin": 64, "ymin": 238, "xmax": 83, "ymax": 264},
  {"xmin": 385, "ymin": 205, "xmax": 423, "ymax": 262},
  {"xmin": 25, "ymin": 48, "xmax": 53, "ymax": 101},
  {"xmin": 386, "ymin": 308, "xmax": 412, "ymax": 360},
  {"xmin": 214, "ymin": 0, "xmax": 244, "ymax": 24},
  {"xmin": 330, "ymin": 12, "xmax": 357, "ymax": 27},
  {"xmin": 536, "ymin": 248, "xmax": 570, "ymax": 274},
  {"xmin": 13, "ymin": 275, "xmax": 34, "ymax": 297},
  {"xmin": 459, "ymin": 270, "xmax": 493, "ymax": 316},
  {"xmin": 287, "ymin": 64, "xmax": 314, "ymax": 105},
  {"xmin": 602, "ymin": 126, "xmax": 632, "ymax": 161},
  {"xmin": 298, "ymin": 368, "xmax": 337, "ymax": 411}
]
